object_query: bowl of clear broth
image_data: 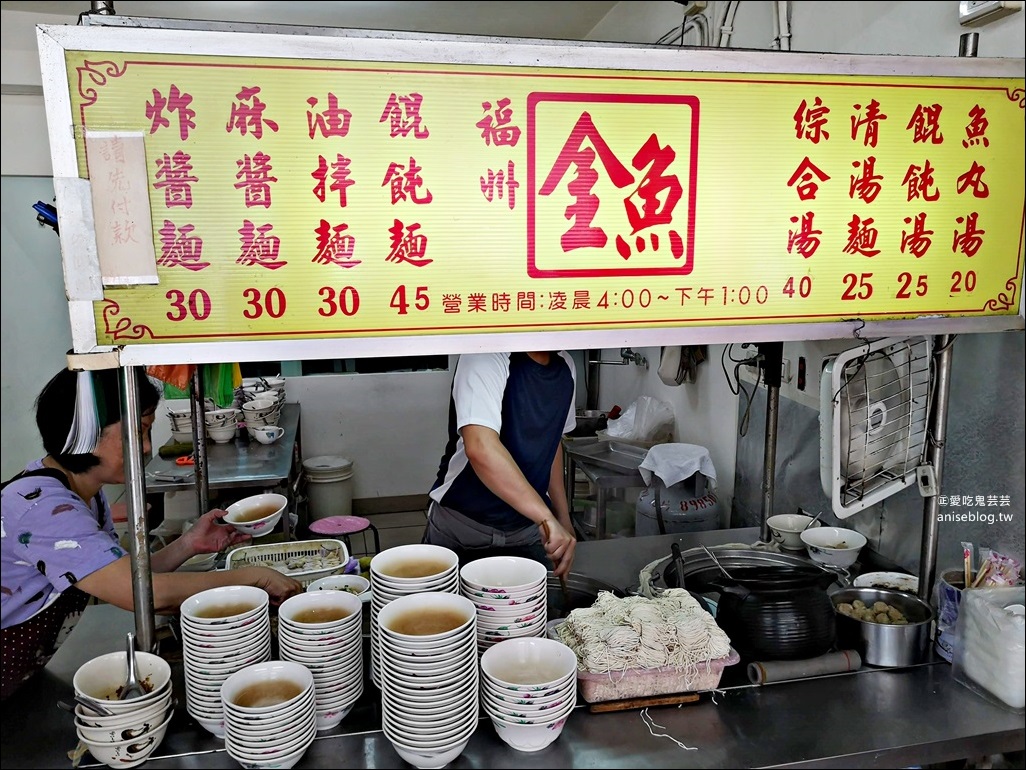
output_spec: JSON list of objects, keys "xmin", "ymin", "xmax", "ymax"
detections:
[{"xmin": 223, "ymin": 493, "xmax": 287, "ymax": 537}]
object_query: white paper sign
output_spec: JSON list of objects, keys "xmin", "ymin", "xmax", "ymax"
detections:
[{"xmin": 84, "ymin": 131, "xmax": 158, "ymax": 285}]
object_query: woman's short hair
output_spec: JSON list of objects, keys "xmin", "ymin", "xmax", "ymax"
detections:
[{"xmin": 35, "ymin": 368, "xmax": 162, "ymax": 473}]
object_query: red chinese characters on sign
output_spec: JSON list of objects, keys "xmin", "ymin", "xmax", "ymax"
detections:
[
  {"xmin": 307, "ymin": 94, "xmax": 353, "ymax": 139},
  {"xmin": 382, "ymin": 158, "xmax": 433, "ymax": 204},
  {"xmin": 380, "ymin": 93, "xmax": 429, "ymax": 139},
  {"xmin": 962, "ymin": 105, "xmax": 990, "ymax": 148},
  {"xmin": 850, "ymin": 99, "xmax": 887, "ymax": 148},
  {"xmin": 157, "ymin": 220, "xmax": 208, "ymax": 271},
  {"xmin": 235, "ymin": 153, "xmax": 278, "ymax": 208},
  {"xmin": 481, "ymin": 161, "xmax": 519, "ymax": 210},
  {"xmin": 528, "ymin": 93, "xmax": 698, "ymax": 278},
  {"xmin": 477, "ymin": 99, "xmax": 522, "ymax": 147},
  {"xmin": 786, "ymin": 157, "xmax": 831, "ymax": 201},
  {"xmin": 146, "ymin": 85, "xmax": 196, "ymax": 141},
  {"xmin": 226, "ymin": 87, "xmax": 279, "ymax": 138},
  {"xmin": 386, "ymin": 219, "xmax": 431, "ymax": 267},
  {"xmin": 787, "ymin": 95, "xmax": 995, "ymax": 264},
  {"xmin": 237, "ymin": 221, "xmax": 286, "ymax": 270},
  {"xmin": 794, "ymin": 97, "xmax": 830, "ymax": 144},
  {"xmin": 312, "ymin": 220, "xmax": 360, "ymax": 268},
  {"xmin": 154, "ymin": 151, "xmax": 198, "ymax": 209},
  {"xmin": 312, "ymin": 155, "xmax": 356, "ymax": 207}
]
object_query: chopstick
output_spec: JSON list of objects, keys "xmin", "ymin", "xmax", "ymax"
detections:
[{"xmin": 540, "ymin": 520, "xmax": 571, "ymax": 604}]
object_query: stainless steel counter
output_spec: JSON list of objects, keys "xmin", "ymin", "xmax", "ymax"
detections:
[
  {"xmin": 3, "ymin": 528, "xmax": 1022, "ymax": 769},
  {"xmin": 145, "ymin": 403, "xmax": 301, "ymax": 494}
]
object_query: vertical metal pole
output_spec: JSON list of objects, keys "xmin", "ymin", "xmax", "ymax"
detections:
[
  {"xmin": 89, "ymin": 1, "xmax": 115, "ymax": 14},
  {"xmin": 919, "ymin": 335, "xmax": 954, "ymax": 602},
  {"xmin": 191, "ymin": 367, "xmax": 210, "ymax": 516},
  {"xmin": 918, "ymin": 32, "xmax": 976, "ymax": 601},
  {"xmin": 119, "ymin": 366, "xmax": 155, "ymax": 652},
  {"xmin": 760, "ymin": 342, "xmax": 783, "ymax": 543}
]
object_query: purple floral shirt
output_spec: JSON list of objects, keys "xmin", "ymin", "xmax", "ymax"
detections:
[{"xmin": 1, "ymin": 461, "xmax": 124, "ymax": 628}]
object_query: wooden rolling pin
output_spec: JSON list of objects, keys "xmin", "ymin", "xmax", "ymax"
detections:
[{"xmin": 588, "ymin": 692, "xmax": 701, "ymax": 713}]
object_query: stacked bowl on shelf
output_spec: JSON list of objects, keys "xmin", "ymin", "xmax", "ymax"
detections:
[
  {"xmin": 479, "ymin": 637, "xmax": 579, "ymax": 753},
  {"xmin": 276, "ymin": 590, "xmax": 365, "ymax": 731},
  {"xmin": 179, "ymin": 585, "xmax": 272, "ymax": 738},
  {"xmin": 368, "ymin": 544, "xmax": 460, "ymax": 687},
  {"xmin": 220, "ymin": 660, "xmax": 317, "ymax": 770},
  {"xmin": 71, "ymin": 651, "xmax": 174, "ymax": 768},
  {"xmin": 459, "ymin": 556, "xmax": 548, "ymax": 652},
  {"xmin": 376, "ymin": 592, "xmax": 480, "ymax": 769}
]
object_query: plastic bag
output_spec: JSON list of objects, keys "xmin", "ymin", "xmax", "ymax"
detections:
[
  {"xmin": 604, "ymin": 396, "xmax": 674, "ymax": 441},
  {"xmin": 952, "ymin": 586, "xmax": 1025, "ymax": 712}
]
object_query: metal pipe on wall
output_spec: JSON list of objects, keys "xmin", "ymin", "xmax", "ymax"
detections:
[
  {"xmin": 919, "ymin": 334, "xmax": 953, "ymax": 602},
  {"xmin": 759, "ymin": 342, "xmax": 784, "ymax": 542},
  {"xmin": 190, "ymin": 366, "xmax": 210, "ymax": 515},
  {"xmin": 119, "ymin": 365, "xmax": 156, "ymax": 652}
]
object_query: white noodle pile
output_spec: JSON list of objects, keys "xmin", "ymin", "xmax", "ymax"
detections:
[{"xmin": 556, "ymin": 589, "xmax": 731, "ymax": 683}]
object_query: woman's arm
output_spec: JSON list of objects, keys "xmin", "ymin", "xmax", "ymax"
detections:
[
  {"xmin": 75, "ymin": 559, "xmax": 302, "ymax": 614},
  {"xmin": 148, "ymin": 508, "xmax": 251, "ymax": 573}
]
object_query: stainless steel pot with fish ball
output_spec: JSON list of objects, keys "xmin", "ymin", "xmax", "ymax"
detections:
[{"xmin": 831, "ymin": 587, "xmax": 934, "ymax": 667}]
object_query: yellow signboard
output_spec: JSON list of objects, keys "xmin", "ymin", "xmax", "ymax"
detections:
[{"xmin": 62, "ymin": 50, "xmax": 1024, "ymax": 346}]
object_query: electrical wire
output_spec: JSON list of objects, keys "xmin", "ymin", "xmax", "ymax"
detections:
[{"xmin": 721, "ymin": 344, "xmax": 761, "ymax": 437}]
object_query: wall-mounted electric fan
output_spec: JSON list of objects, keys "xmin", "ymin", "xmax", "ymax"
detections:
[{"xmin": 820, "ymin": 336, "xmax": 933, "ymax": 518}]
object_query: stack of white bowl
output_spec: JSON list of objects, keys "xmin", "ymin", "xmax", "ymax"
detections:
[
  {"xmin": 204, "ymin": 407, "xmax": 240, "ymax": 444},
  {"xmin": 277, "ymin": 590, "xmax": 364, "ymax": 731},
  {"xmin": 220, "ymin": 660, "xmax": 317, "ymax": 770},
  {"xmin": 459, "ymin": 556, "xmax": 548, "ymax": 652},
  {"xmin": 242, "ymin": 398, "xmax": 283, "ymax": 431},
  {"xmin": 179, "ymin": 585, "xmax": 272, "ymax": 738},
  {"xmin": 72, "ymin": 651, "xmax": 174, "ymax": 768},
  {"xmin": 377, "ymin": 592, "xmax": 480, "ymax": 769},
  {"xmin": 479, "ymin": 637, "xmax": 578, "ymax": 753},
  {"xmin": 166, "ymin": 407, "xmax": 194, "ymax": 444},
  {"xmin": 369, "ymin": 544, "xmax": 459, "ymax": 688}
]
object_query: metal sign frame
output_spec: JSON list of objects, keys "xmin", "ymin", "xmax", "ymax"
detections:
[{"xmin": 38, "ymin": 16, "xmax": 1025, "ymax": 366}]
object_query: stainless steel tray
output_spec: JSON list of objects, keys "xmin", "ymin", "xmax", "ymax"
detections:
[{"xmin": 565, "ymin": 438, "xmax": 648, "ymax": 474}]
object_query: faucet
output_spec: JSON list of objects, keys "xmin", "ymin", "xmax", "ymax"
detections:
[{"xmin": 587, "ymin": 348, "xmax": 648, "ymax": 369}]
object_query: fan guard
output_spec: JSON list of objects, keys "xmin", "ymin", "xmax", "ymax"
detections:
[{"xmin": 820, "ymin": 336, "xmax": 932, "ymax": 518}]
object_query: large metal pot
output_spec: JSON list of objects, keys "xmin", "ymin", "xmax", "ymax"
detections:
[{"xmin": 830, "ymin": 587, "xmax": 934, "ymax": 667}]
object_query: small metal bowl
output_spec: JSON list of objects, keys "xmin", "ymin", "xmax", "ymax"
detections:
[{"xmin": 831, "ymin": 587, "xmax": 934, "ymax": 667}]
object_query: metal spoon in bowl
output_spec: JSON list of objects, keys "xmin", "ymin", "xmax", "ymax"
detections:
[
  {"xmin": 119, "ymin": 632, "xmax": 146, "ymax": 700},
  {"xmin": 802, "ymin": 510, "xmax": 825, "ymax": 531},
  {"xmin": 58, "ymin": 694, "xmax": 115, "ymax": 717}
]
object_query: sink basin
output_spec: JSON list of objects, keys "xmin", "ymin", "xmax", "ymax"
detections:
[
  {"xmin": 569, "ymin": 410, "xmax": 608, "ymax": 437},
  {"xmin": 564, "ymin": 437, "xmax": 647, "ymax": 473}
]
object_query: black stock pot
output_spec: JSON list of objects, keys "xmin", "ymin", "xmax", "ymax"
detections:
[{"xmin": 662, "ymin": 547, "xmax": 841, "ymax": 661}]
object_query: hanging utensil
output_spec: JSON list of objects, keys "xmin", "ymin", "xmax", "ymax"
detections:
[
  {"xmin": 671, "ymin": 542, "xmax": 687, "ymax": 591},
  {"xmin": 540, "ymin": 520, "xmax": 571, "ymax": 607},
  {"xmin": 118, "ymin": 632, "xmax": 146, "ymax": 700},
  {"xmin": 802, "ymin": 510, "xmax": 825, "ymax": 531},
  {"xmin": 701, "ymin": 544, "xmax": 736, "ymax": 582}
]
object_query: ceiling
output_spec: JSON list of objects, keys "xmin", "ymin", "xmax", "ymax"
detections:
[{"xmin": 0, "ymin": 0, "xmax": 621, "ymax": 40}]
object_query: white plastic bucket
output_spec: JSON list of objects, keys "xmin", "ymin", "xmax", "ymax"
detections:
[{"xmin": 303, "ymin": 455, "xmax": 354, "ymax": 521}]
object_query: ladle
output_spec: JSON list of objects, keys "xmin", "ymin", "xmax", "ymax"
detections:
[
  {"xmin": 701, "ymin": 544, "xmax": 736, "ymax": 582},
  {"xmin": 802, "ymin": 510, "xmax": 825, "ymax": 531},
  {"xmin": 119, "ymin": 632, "xmax": 146, "ymax": 700},
  {"xmin": 58, "ymin": 694, "xmax": 115, "ymax": 717}
]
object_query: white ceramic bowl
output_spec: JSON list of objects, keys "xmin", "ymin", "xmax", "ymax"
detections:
[
  {"xmin": 480, "ymin": 637, "xmax": 578, "ymax": 690},
  {"xmin": 490, "ymin": 713, "xmax": 570, "ymax": 752},
  {"xmin": 220, "ymin": 660, "xmax": 314, "ymax": 715},
  {"xmin": 370, "ymin": 544, "xmax": 459, "ymax": 585},
  {"xmin": 223, "ymin": 493, "xmax": 287, "ymax": 537},
  {"xmin": 206, "ymin": 424, "xmax": 237, "ymax": 444},
  {"xmin": 766, "ymin": 513, "xmax": 822, "ymax": 550},
  {"xmin": 73, "ymin": 651, "xmax": 172, "ymax": 709},
  {"xmin": 249, "ymin": 425, "xmax": 285, "ymax": 445},
  {"xmin": 177, "ymin": 552, "xmax": 217, "ymax": 572},
  {"xmin": 180, "ymin": 584, "xmax": 269, "ymax": 625},
  {"xmin": 307, "ymin": 574, "xmax": 370, "ymax": 597},
  {"xmin": 376, "ymin": 592, "xmax": 476, "ymax": 642},
  {"xmin": 203, "ymin": 408, "xmax": 239, "ymax": 426},
  {"xmin": 76, "ymin": 705, "xmax": 173, "ymax": 744},
  {"xmin": 459, "ymin": 556, "xmax": 547, "ymax": 593},
  {"xmin": 278, "ymin": 590, "xmax": 363, "ymax": 629},
  {"xmin": 170, "ymin": 428, "xmax": 193, "ymax": 444},
  {"xmin": 801, "ymin": 526, "xmax": 867, "ymax": 568},
  {"xmin": 77, "ymin": 712, "xmax": 172, "ymax": 768}
]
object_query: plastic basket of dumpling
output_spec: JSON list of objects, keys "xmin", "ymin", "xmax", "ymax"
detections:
[{"xmin": 224, "ymin": 539, "xmax": 349, "ymax": 585}]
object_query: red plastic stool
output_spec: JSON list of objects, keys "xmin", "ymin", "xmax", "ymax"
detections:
[{"xmin": 308, "ymin": 515, "xmax": 381, "ymax": 556}]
